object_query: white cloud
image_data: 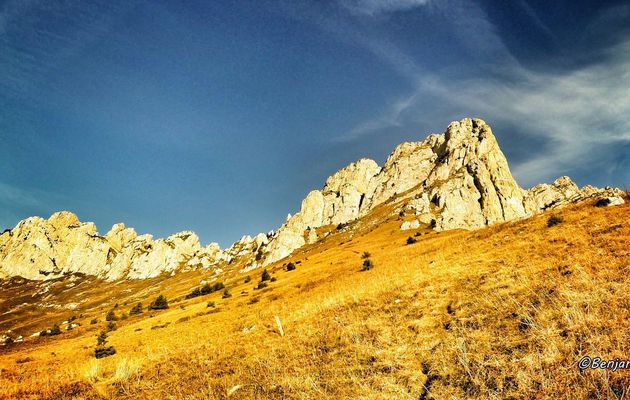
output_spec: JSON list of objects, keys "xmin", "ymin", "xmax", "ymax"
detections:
[{"xmin": 330, "ymin": 1, "xmax": 630, "ymax": 186}]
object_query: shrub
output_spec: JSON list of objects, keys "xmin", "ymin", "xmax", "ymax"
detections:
[
  {"xmin": 595, "ymin": 198, "xmax": 611, "ymax": 207},
  {"xmin": 255, "ymin": 282, "xmax": 268, "ymax": 290},
  {"xmin": 97, "ymin": 331, "xmax": 108, "ymax": 346},
  {"xmin": 40, "ymin": 324, "xmax": 62, "ymax": 337},
  {"xmin": 406, "ymin": 236, "xmax": 417, "ymax": 245},
  {"xmin": 121, "ymin": 313, "xmax": 128, "ymax": 320},
  {"xmin": 90, "ymin": 319, "xmax": 98, "ymax": 325},
  {"xmin": 361, "ymin": 259, "xmax": 374, "ymax": 271},
  {"xmin": 106, "ymin": 321, "xmax": 117, "ymax": 332},
  {"xmin": 186, "ymin": 288, "xmax": 202, "ymax": 299},
  {"xmin": 222, "ymin": 289, "xmax": 232, "ymax": 299},
  {"xmin": 94, "ymin": 346, "xmax": 116, "ymax": 359},
  {"xmin": 270, "ymin": 277, "xmax": 277, "ymax": 282},
  {"xmin": 129, "ymin": 303, "xmax": 143, "ymax": 315},
  {"xmin": 261, "ymin": 269, "xmax": 271, "ymax": 282},
  {"xmin": 547, "ymin": 215, "xmax": 563, "ymax": 227},
  {"xmin": 200, "ymin": 284, "xmax": 213, "ymax": 295},
  {"xmin": 186, "ymin": 282, "xmax": 225, "ymax": 299},
  {"xmin": 244, "ymin": 276, "xmax": 251, "ymax": 283},
  {"xmin": 286, "ymin": 262, "xmax": 296, "ymax": 271},
  {"xmin": 361, "ymin": 251, "xmax": 371, "ymax": 259},
  {"xmin": 336, "ymin": 222, "xmax": 347, "ymax": 230},
  {"xmin": 149, "ymin": 295, "xmax": 169, "ymax": 310},
  {"xmin": 105, "ymin": 310, "xmax": 118, "ymax": 321},
  {"xmin": 207, "ymin": 301, "xmax": 215, "ymax": 308}
]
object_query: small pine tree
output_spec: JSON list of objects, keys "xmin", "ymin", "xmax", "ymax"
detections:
[
  {"xmin": 261, "ymin": 269, "xmax": 271, "ymax": 282},
  {"xmin": 105, "ymin": 309, "xmax": 118, "ymax": 321},
  {"xmin": 129, "ymin": 303, "xmax": 143, "ymax": 315},
  {"xmin": 149, "ymin": 294, "xmax": 169, "ymax": 310},
  {"xmin": 97, "ymin": 331, "xmax": 108, "ymax": 346},
  {"xmin": 361, "ymin": 252, "xmax": 371, "ymax": 259}
]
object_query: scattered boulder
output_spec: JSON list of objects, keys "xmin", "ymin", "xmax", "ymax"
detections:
[{"xmin": 400, "ymin": 220, "xmax": 421, "ymax": 231}]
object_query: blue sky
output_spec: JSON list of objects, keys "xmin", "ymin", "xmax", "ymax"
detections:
[{"xmin": 1, "ymin": 0, "xmax": 629, "ymax": 246}]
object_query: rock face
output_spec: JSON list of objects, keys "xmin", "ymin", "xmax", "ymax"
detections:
[
  {"xmin": 263, "ymin": 118, "xmax": 623, "ymax": 264},
  {"xmin": 0, "ymin": 212, "xmax": 224, "ymax": 281},
  {"xmin": 0, "ymin": 118, "xmax": 623, "ymax": 281}
]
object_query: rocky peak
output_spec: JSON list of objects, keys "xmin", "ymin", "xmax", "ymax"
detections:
[{"xmin": 0, "ymin": 213, "xmax": 223, "ymax": 281}]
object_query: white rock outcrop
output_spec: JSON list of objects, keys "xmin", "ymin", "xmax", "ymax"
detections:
[
  {"xmin": 262, "ymin": 118, "xmax": 624, "ymax": 263},
  {"xmin": 0, "ymin": 213, "xmax": 224, "ymax": 281}
]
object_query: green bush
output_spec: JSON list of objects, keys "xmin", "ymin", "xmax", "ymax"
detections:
[
  {"xmin": 207, "ymin": 301, "xmax": 215, "ymax": 308},
  {"xmin": 286, "ymin": 262, "xmax": 296, "ymax": 271},
  {"xmin": 361, "ymin": 252, "xmax": 371, "ymax": 259},
  {"xmin": 97, "ymin": 331, "xmax": 108, "ymax": 346},
  {"xmin": 94, "ymin": 346, "xmax": 116, "ymax": 359},
  {"xmin": 270, "ymin": 277, "xmax": 277, "ymax": 282},
  {"xmin": 105, "ymin": 309, "xmax": 118, "ymax": 321},
  {"xmin": 244, "ymin": 276, "xmax": 251, "ymax": 283},
  {"xmin": 547, "ymin": 215, "xmax": 563, "ymax": 227},
  {"xmin": 40, "ymin": 324, "xmax": 61, "ymax": 337},
  {"xmin": 106, "ymin": 321, "xmax": 117, "ymax": 332},
  {"xmin": 149, "ymin": 294, "xmax": 169, "ymax": 310},
  {"xmin": 129, "ymin": 303, "xmax": 143, "ymax": 315},
  {"xmin": 90, "ymin": 318, "xmax": 98, "ymax": 325},
  {"xmin": 222, "ymin": 289, "xmax": 232, "ymax": 299},
  {"xmin": 594, "ymin": 198, "xmax": 611, "ymax": 207},
  {"xmin": 186, "ymin": 282, "xmax": 225, "ymax": 299},
  {"xmin": 261, "ymin": 269, "xmax": 271, "ymax": 282},
  {"xmin": 406, "ymin": 236, "xmax": 417, "ymax": 245},
  {"xmin": 186, "ymin": 287, "xmax": 202, "ymax": 299},
  {"xmin": 361, "ymin": 259, "xmax": 374, "ymax": 271},
  {"xmin": 255, "ymin": 281, "xmax": 268, "ymax": 290}
]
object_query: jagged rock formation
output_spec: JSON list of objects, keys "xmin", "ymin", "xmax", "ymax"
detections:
[
  {"xmin": 0, "ymin": 212, "xmax": 224, "ymax": 281},
  {"xmin": 263, "ymin": 118, "xmax": 623, "ymax": 264},
  {"xmin": 0, "ymin": 118, "xmax": 624, "ymax": 281}
]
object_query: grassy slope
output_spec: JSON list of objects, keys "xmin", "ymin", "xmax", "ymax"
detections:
[{"xmin": 0, "ymin": 199, "xmax": 629, "ymax": 399}]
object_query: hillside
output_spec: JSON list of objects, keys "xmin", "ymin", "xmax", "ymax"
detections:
[{"xmin": 0, "ymin": 193, "xmax": 628, "ymax": 399}]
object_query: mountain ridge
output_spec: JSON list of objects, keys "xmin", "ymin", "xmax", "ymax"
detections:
[{"xmin": 0, "ymin": 118, "xmax": 624, "ymax": 281}]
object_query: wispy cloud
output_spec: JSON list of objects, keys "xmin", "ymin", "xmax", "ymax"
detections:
[
  {"xmin": 340, "ymin": 0, "xmax": 430, "ymax": 16},
  {"xmin": 324, "ymin": 1, "xmax": 630, "ymax": 185}
]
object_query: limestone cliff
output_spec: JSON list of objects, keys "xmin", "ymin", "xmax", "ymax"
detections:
[{"xmin": 262, "ymin": 118, "xmax": 623, "ymax": 264}]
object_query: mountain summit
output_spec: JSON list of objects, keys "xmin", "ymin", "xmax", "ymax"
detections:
[{"xmin": 0, "ymin": 118, "xmax": 623, "ymax": 281}]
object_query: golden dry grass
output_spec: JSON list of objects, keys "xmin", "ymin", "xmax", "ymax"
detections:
[{"xmin": 0, "ymin": 199, "xmax": 629, "ymax": 399}]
